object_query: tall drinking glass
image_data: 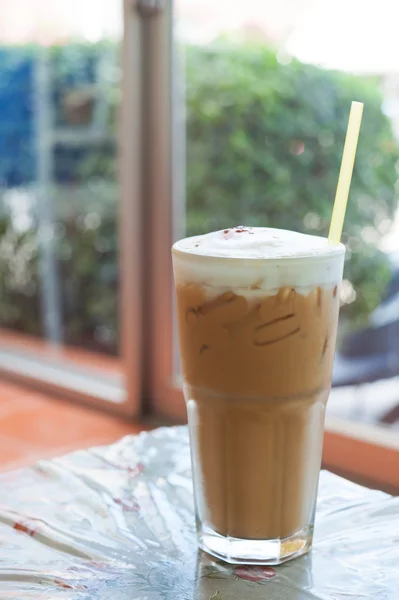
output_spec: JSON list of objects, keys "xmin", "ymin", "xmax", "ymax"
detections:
[{"xmin": 172, "ymin": 226, "xmax": 345, "ymax": 564}]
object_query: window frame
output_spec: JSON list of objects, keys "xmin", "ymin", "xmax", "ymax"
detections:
[{"xmin": 144, "ymin": 0, "xmax": 187, "ymax": 421}]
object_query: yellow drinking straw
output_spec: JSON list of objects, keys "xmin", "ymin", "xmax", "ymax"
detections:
[{"xmin": 328, "ymin": 101, "xmax": 364, "ymax": 245}]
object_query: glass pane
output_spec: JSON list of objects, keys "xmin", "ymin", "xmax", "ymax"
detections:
[
  {"xmin": 175, "ymin": 0, "xmax": 399, "ymax": 431},
  {"xmin": 0, "ymin": 0, "xmax": 122, "ymax": 357}
]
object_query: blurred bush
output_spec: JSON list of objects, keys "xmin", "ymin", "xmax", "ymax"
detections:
[
  {"xmin": 0, "ymin": 41, "xmax": 397, "ymax": 353},
  {"xmin": 185, "ymin": 43, "xmax": 399, "ymax": 327},
  {"xmin": 0, "ymin": 183, "xmax": 119, "ymax": 354}
]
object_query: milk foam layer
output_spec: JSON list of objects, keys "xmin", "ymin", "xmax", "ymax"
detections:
[{"xmin": 172, "ymin": 227, "xmax": 345, "ymax": 296}]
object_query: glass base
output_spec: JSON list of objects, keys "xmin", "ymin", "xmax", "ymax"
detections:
[{"xmin": 198, "ymin": 523, "xmax": 313, "ymax": 565}]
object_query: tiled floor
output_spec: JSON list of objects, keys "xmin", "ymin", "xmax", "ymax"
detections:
[{"xmin": 0, "ymin": 379, "xmax": 144, "ymax": 472}]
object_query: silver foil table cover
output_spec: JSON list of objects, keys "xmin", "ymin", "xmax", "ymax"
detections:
[{"xmin": 0, "ymin": 426, "xmax": 398, "ymax": 599}]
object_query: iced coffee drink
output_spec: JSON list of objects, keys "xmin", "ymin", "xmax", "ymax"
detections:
[{"xmin": 172, "ymin": 227, "xmax": 345, "ymax": 565}]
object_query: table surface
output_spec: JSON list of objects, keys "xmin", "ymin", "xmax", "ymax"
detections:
[{"xmin": 1, "ymin": 426, "xmax": 398, "ymax": 599}]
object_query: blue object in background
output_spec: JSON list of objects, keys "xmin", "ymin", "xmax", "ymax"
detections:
[
  {"xmin": 0, "ymin": 45, "xmax": 99, "ymax": 188},
  {"xmin": 0, "ymin": 49, "xmax": 35, "ymax": 186}
]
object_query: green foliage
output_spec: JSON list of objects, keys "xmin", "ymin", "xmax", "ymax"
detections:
[
  {"xmin": 185, "ymin": 42, "xmax": 399, "ymax": 324},
  {"xmin": 55, "ymin": 184, "xmax": 119, "ymax": 352},
  {"xmin": 0, "ymin": 216, "xmax": 41, "ymax": 336},
  {"xmin": 0, "ymin": 41, "xmax": 397, "ymax": 354},
  {"xmin": 0, "ymin": 183, "xmax": 119, "ymax": 353}
]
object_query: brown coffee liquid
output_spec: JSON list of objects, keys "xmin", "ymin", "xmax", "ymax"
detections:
[{"xmin": 176, "ymin": 283, "xmax": 340, "ymax": 540}]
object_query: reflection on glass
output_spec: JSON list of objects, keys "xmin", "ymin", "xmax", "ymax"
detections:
[
  {"xmin": 0, "ymin": 0, "xmax": 122, "ymax": 355},
  {"xmin": 175, "ymin": 0, "xmax": 399, "ymax": 427},
  {"xmin": 194, "ymin": 551, "xmax": 312, "ymax": 598}
]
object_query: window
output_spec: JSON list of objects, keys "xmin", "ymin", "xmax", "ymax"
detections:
[
  {"xmin": 0, "ymin": 1, "xmax": 397, "ymax": 490},
  {"xmin": 0, "ymin": 0, "xmax": 142, "ymax": 416},
  {"xmin": 147, "ymin": 0, "xmax": 399, "ymax": 491}
]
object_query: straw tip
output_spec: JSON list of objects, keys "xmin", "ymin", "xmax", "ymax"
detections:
[{"xmin": 328, "ymin": 99, "xmax": 364, "ymax": 246}]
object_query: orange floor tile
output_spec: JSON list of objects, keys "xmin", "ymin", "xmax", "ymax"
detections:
[{"xmin": 0, "ymin": 379, "xmax": 145, "ymax": 472}]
